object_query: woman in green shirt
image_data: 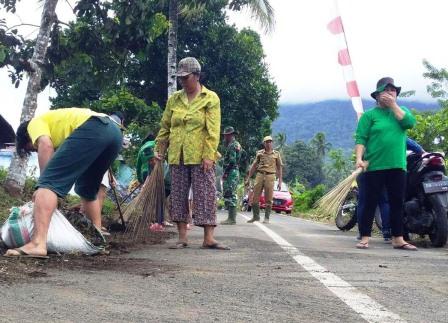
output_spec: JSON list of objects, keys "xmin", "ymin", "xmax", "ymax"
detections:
[{"xmin": 355, "ymin": 77, "xmax": 417, "ymax": 251}]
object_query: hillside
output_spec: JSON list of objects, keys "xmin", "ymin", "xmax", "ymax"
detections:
[{"xmin": 272, "ymin": 99, "xmax": 439, "ymax": 151}]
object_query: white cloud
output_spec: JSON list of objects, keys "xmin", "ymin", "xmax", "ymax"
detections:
[
  {"xmin": 1, "ymin": 0, "xmax": 447, "ymax": 129},
  {"xmin": 227, "ymin": 0, "xmax": 448, "ymax": 103}
]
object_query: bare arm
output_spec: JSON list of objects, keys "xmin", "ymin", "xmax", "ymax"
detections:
[
  {"xmin": 36, "ymin": 136, "xmax": 54, "ymax": 172},
  {"xmin": 246, "ymin": 162, "xmax": 257, "ymax": 180}
]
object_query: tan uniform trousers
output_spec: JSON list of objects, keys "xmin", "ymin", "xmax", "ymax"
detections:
[{"xmin": 252, "ymin": 172, "xmax": 276, "ymax": 209}]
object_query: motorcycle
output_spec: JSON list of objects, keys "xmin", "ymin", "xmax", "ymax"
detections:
[
  {"xmin": 403, "ymin": 152, "xmax": 448, "ymax": 247},
  {"xmin": 335, "ymin": 185, "xmax": 383, "ymax": 231},
  {"xmin": 241, "ymin": 193, "xmax": 252, "ymax": 212}
]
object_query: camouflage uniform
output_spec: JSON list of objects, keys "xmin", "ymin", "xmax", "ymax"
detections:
[
  {"xmin": 223, "ymin": 138, "xmax": 241, "ymax": 208},
  {"xmin": 220, "ymin": 127, "xmax": 242, "ymax": 225}
]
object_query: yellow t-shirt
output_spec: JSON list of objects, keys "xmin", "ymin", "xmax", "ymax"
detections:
[{"xmin": 27, "ymin": 108, "xmax": 105, "ymax": 148}]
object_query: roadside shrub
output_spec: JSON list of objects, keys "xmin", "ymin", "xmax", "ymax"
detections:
[
  {"xmin": 0, "ymin": 167, "xmax": 7, "ymax": 182},
  {"xmin": 293, "ymin": 184, "xmax": 326, "ymax": 212},
  {"xmin": 217, "ymin": 198, "xmax": 225, "ymax": 210},
  {"xmin": 102, "ymin": 198, "xmax": 115, "ymax": 218}
]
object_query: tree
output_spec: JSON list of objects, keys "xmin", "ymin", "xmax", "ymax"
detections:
[
  {"xmin": 310, "ymin": 132, "xmax": 332, "ymax": 159},
  {"xmin": 423, "ymin": 59, "xmax": 448, "ymax": 109},
  {"xmin": 274, "ymin": 132, "xmax": 286, "ymax": 152},
  {"xmin": 45, "ymin": 1, "xmax": 279, "ymax": 161},
  {"xmin": 323, "ymin": 149, "xmax": 353, "ymax": 189},
  {"xmin": 407, "ymin": 60, "xmax": 448, "ymax": 153},
  {"xmin": 3, "ymin": 0, "xmax": 59, "ymax": 195},
  {"xmin": 166, "ymin": 0, "xmax": 275, "ymax": 98},
  {"xmin": 167, "ymin": 0, "xmax": 178, "ymax": 97},
  {"xmin": 282, "ymin": 140, "xmax": 324, "ymax": 187}
]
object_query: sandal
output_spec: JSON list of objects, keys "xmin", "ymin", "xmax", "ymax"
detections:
[
  {"xmin": 200, "ymin": 243, "xmax": 231, "ymax": 250},
  {"xmin": 393, "ymin": 243, "xmax": 418, "ymax": 251},
  {"xmin": 169, "ymin": 242, "xmax": 188, "ymax": 249},
  {"xmin": 4, "ymin": 248, "xmax": 49, "ymax": 259},
  {"xmin": 356, "ymin": 241, "xmax": 369, "ymax": 249}
]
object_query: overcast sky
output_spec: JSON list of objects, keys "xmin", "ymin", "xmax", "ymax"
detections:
[{"xmin": 1, "ymin": 0, "xmax": 448, "ymax": 129}]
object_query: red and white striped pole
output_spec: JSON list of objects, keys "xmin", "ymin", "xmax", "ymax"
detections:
[{"xmin": 327, "ymin": 0, "xmax": 363, "ymax": 119}]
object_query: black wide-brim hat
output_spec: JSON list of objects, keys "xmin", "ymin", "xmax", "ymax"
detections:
[
  {"xmin": 371, "ymin": 77, "xmax": 401, "ymax": 99},
  {"xmin": 222, "ymin": 126, "xmax": 238, "ymax": 135}
]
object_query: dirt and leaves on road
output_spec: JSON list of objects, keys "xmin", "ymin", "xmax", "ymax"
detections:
[
  {"xmin": 0, "ymin": 229, "xmax": 177, "ymax": 285},
  {"xmin": 0, "ymin": 173, "xmax": 177, "ymax": 285}
]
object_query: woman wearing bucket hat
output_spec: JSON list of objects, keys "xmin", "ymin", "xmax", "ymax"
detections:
[
  {"xmin": 155, "ymin": 57, "xmax": 230, "ymax": 250},
  {"xmin": 355, "ymin": 77, "xmax": 418, "ymax": 250}
]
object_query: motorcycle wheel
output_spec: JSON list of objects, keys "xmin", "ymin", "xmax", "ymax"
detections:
[
  {"xmin": 335, "ymin": 189, "xmax": 358, "ymax": 231},
  {"xmin": 428, "ymin": 195, "xmax": 448, "ymax": 247},
  {"xmin": 374, "ymin": 207, "xmax": 382, "ymax": 231}
]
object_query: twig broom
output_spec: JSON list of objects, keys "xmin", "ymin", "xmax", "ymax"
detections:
[
  {"xmin": 315, "ymin": 168, "xmax": 363, "ymax": 218},
  {"xmin": 123, "ymin": 141, "xmax": 167, "ymax": 241}
]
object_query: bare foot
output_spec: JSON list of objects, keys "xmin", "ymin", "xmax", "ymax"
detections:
[{"xmin": 4, "ymin": 242, "xmax": 47, "ymax": 257}]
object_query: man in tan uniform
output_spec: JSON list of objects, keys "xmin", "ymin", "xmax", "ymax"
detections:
[{"xmin": 245, "ymin": 136, "xmax": 283, "ymax": 224}]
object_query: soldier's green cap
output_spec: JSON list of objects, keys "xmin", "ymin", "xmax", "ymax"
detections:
[
  {"xmin": 176, "ymin": 57, "xmax": 201, "ymax": 77},
  {"xmin": 263, "ymin": 135, "xmax": 273, "ymax": 142},
  {"xmin": 222, "ymin": 126, "xmax": 238, "ymax": 135}
]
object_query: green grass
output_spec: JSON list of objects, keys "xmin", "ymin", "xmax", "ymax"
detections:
[{"xmin": 0, "ymin": 175, "xmax": 36, "ymax": 224}]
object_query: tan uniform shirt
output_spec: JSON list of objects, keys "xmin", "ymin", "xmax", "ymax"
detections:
[{"xmin": 253, "ymin": 149, "xmax": 283, "ymax": 174}]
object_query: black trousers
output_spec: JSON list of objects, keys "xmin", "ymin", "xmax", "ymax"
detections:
[{"xmin": 359, "ymin": 169, "xmax": 406, "ymax": 237}]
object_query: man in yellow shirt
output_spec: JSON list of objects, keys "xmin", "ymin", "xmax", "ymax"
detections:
[
  {"xmin": 245, "ymin": 136, "xmax": 283, "ymax": 224},
  {"xmin": 5, "ymin": 108, "xmax": 123, "ymax": 258}
]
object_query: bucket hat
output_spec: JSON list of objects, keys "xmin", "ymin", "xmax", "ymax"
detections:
[{"xmin": 371, "ymin": 77, "xmax": 401, "ymax": 99}]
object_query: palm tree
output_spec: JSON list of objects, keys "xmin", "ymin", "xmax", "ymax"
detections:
[
  {"xmin": 310, "ymin": 132, "xmax": 332, "ymax": 160},
  {"xmin": 4, "ymin": 0, "xmax": 59, "ymax": 196},
  {"xmin": 274, "ymin": 132, "xmax": 287, "ymax": 152},
  {"xmin": 166, "ymin": 0, "xmax": 275, "ymax": 98}
]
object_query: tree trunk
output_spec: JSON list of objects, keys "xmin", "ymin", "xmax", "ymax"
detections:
[
  {"xmin": 4, "ymin": 0, "xmax": 59, "ymax": 196},
  {"xmin": 167, "ymin": 0, "xmax": 178, "ymax": 98}
]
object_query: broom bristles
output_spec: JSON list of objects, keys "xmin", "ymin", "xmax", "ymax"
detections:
[
  {"xmin": 123, "ymin": 140, "xmax": 168, "ymax": 241},
  {"xmin": 315, "ymin": 168, "xmax": 362, "ymax": 218}
]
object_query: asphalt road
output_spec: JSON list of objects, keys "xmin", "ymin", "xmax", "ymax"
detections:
[{"xmin": 1, "ymin": 211, "xmax": 448, "ymax": 322}]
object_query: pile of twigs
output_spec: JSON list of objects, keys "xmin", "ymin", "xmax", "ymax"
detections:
[
  {"xmin": 123, "ymin": 142, "xmax": 167, "ymax": 241},
  {"xmin": 315, "ymin": 168, "xmax": 363, "ymax": 218}
]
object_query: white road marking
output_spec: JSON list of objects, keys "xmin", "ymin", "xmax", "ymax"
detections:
[{"xmin": 239, "ymin": 213, "xmax": 406, "ymax": 323}]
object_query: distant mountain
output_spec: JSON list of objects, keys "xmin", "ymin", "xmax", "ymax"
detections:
[{"xmin": 272, "ymin": 99, "xmax": 439, "ymax": 152}]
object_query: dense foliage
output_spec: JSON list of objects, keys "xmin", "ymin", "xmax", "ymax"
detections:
[
  {"xmin": 40, "ymin": 0, "xmax": 278, "ymax": 163},
  {"xmin": 408, "ymin": 61, "xmax": 448, "ymax": 153},
  {"xmin": 1, "ymin": 0, "xmax": 279, "ymax": 166}
]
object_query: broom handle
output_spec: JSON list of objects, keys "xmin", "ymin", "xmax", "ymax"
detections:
[
  {"xmin": 157, "ymin": 140, "xmax": 168, "ymax": 160},
  {"xmin": 119, "ymin": 183, "xmax": 142, "ymax": 205},
  {"xmin": 109, "ymin": 167, "xmax": 126, "ymax": 228},
  {"xmin": 352, "ymin": 167, "xmax": 363, "ymax": 177}
]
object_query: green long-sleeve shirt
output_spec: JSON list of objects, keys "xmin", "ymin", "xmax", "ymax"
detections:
[
  {"xmin": 136, "ymin": 140, "xmax": 155, "ymax": 183},
  {"xmin": 355, "ymin": 106, "xmax": 416, "ymax": 171}
]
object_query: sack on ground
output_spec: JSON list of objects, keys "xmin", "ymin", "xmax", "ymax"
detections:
[{"xmin": 0, "ymin": 202, "xmax": 105, "ymax": 255}]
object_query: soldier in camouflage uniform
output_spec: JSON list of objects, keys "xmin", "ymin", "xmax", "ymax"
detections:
[{"xmin": 220, "ymin": 126, "xmax": 242, "ymax": 225}]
